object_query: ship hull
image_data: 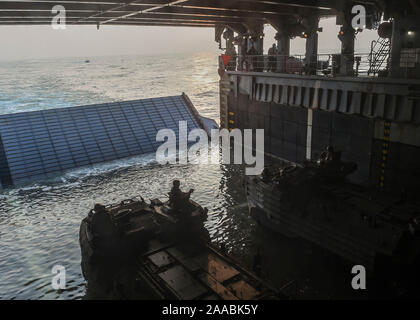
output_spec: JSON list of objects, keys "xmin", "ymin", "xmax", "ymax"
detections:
[
  {"xmin": 245, "ymin": 176, "xmax": 420, "ymax": 272},
  {"xmin": 249, "ymin": 203, "xmax": 298, "ymax": 238},
  {"xmin": 247, "ymin": 194, "xmax": 374, "ymax": 269}
]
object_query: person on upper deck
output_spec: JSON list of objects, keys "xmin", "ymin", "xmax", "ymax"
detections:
[
  {"xmin": 226, "ymin": 45, "xmax": 237, "ymax": 71},
  {"xmin": 246, "ymin": 45, "xmax": 258, "ymax": 72},
  {"xmin": 267, "ymin": 43, "xmax": 277, "ymax": 72}
]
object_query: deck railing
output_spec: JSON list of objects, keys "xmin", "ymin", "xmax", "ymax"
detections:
[{"xmin": 220, "ymin": 53, "xmax": 374, "ymax": 77}]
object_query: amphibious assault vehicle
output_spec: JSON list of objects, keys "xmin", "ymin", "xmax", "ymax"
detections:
[{"xmin": 79, "ymin": 182, "xmax": 282, "ymax": 300}]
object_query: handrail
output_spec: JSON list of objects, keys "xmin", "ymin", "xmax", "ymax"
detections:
[
  {"xmin": 220, "ymin": 53, "xmax": 372, "ymax": 77},
  {"xmin": 368, "ymin": 37, "xmax": 390, "ymax": 76}
]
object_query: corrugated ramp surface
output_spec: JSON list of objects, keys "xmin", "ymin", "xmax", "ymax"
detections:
[{"xmin": 0, "ymin": 95, "xmax": 202, "ymax": 187}]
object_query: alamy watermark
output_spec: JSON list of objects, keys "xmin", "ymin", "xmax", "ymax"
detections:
[
  {"xmin": 351, "ymin": 5, "xmax": 367, "ymax": 30},
  {"xmin": 51, "ymin": 264, "xmax": 66, "ymax": 290},
  {"xmin": 351, "ymin": 265, "xmax": 366, "ymax": 290},
  {"xmin": 155, "ymin": 121, "xmax": 264, "ymax": 175},
  {"xmin": 51, "ymin": 5, "xmax": 66, "ymax": 29}
]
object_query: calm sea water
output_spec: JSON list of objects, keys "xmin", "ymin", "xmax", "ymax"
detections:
[{"xmin": 0, "ymin": 53, "xmax": 361, "ymax": 300}]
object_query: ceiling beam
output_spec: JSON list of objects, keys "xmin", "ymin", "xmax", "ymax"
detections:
[
  {"xmin": 0, "ymin": 20, "xmax": 215, "ymax": 27},
  {"xmin": 0, "ymin": 10, "xmax": 133, "ymax": 17},
  {"xmin": 167, "ymin": 0, "xmax": 332, "ymax": 15},
  {"xmin": 0, "ymin": 0, "xmax": 166, "ymax": 5},
  {"xmin": 72, "ymin": 0, "xmax": 169, "ymax": 24},
  {"xmin": 0, "ymin": 16, "xmax": 212, "ymax": 22},
  {"xmin": 100, "ymin": 0, "xmax": 190, "ymax": 25},
  {"xmin": 0, "ymin": 13, "xmax": 260, "ymax": 24},
  {"xmin": 0, "ymin": 0, "xmax": 333, "ymax": 15},
  {"xmin": 153, "ymin": 4, "xmax": 299, "ymax": 18},
  {"xmin": 0, "ymin": 2, "xmax": 127, "ymax": 11}
]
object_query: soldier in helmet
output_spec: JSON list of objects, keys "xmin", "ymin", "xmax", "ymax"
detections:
[{"xmin": 168, "ymin": 180, "xmax": 194, "ymax": 213}]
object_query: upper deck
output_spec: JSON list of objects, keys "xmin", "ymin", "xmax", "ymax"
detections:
[{"xmin": 0, "ymin": 0, "xmax": 381, "ymax": 27}]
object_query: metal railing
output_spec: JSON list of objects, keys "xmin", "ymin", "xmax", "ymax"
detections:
[
  {"xmin": 368, "ymin": 38, "xmax": 391, "ymax": 76},
  {"xmin": 221, "ymin": 53, "xmax": 374, "ymax": 77}
]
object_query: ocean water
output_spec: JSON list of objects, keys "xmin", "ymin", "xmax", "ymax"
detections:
[
  {"xmin": 0, "ymin": 52, "xmax": 257, "ymax": 300},
  {"xmin": 0, "ymin": 53, "xmax": 359, "ymax": 300},
  {"xmin": 0, "ymin": 53, "xmax": 219, "ymax": 118}
]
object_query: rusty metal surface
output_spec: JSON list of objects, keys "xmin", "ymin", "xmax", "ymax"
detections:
[
  {"xmin": 199, "ymin": 273, "xmax": 239, "ymax": 300},
  {"xmin": 230, "ymin": 279, "xmax": 260, "ymax": 300},
  {"xmin": 139, "ymin": 241, "xmax": 281, "ymax": 300},
  {"xmin": 194, "ymin": 253, "xmax": 240, "ymax": 283}
]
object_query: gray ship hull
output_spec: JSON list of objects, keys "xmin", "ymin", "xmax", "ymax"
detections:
[{"xmin": 245, "ymin": 176, "xmax": 420, "ymax": 271}]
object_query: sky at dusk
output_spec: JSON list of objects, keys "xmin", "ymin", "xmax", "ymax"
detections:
[{"xmin": 0, "ymin": 17, "xmax": 378, "ymax": 61}]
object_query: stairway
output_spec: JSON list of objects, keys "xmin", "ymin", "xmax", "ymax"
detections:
[{"xmin": 368, "ymin": 37, "xmax": 391, "ymax": 76}]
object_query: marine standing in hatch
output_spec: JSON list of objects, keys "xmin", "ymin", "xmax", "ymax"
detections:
[{"xmin": 168, "ymin": 180, "xmax": 194, "ymax": 213}]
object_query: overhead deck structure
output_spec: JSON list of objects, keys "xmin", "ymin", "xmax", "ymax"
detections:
[
  {"xmin": 0, "ymin": 0, "xmax": 383, "ymax": 27},
  {"xmin": 0, "ymin": 1, "xmax": 414, "ymax": 77},
  {"xmin": 0, "ymin": 0, "xmax": 413, "ymax": 78}
]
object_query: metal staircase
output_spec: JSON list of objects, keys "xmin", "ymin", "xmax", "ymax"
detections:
[{"xmin": 368, "ymin": 37, "xmax": 391, "ymax": 76}]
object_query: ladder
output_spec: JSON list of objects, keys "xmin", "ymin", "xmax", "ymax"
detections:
[{"xmin": 368, "ymin": 37, "xmax": 391, "ymax": 76}]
